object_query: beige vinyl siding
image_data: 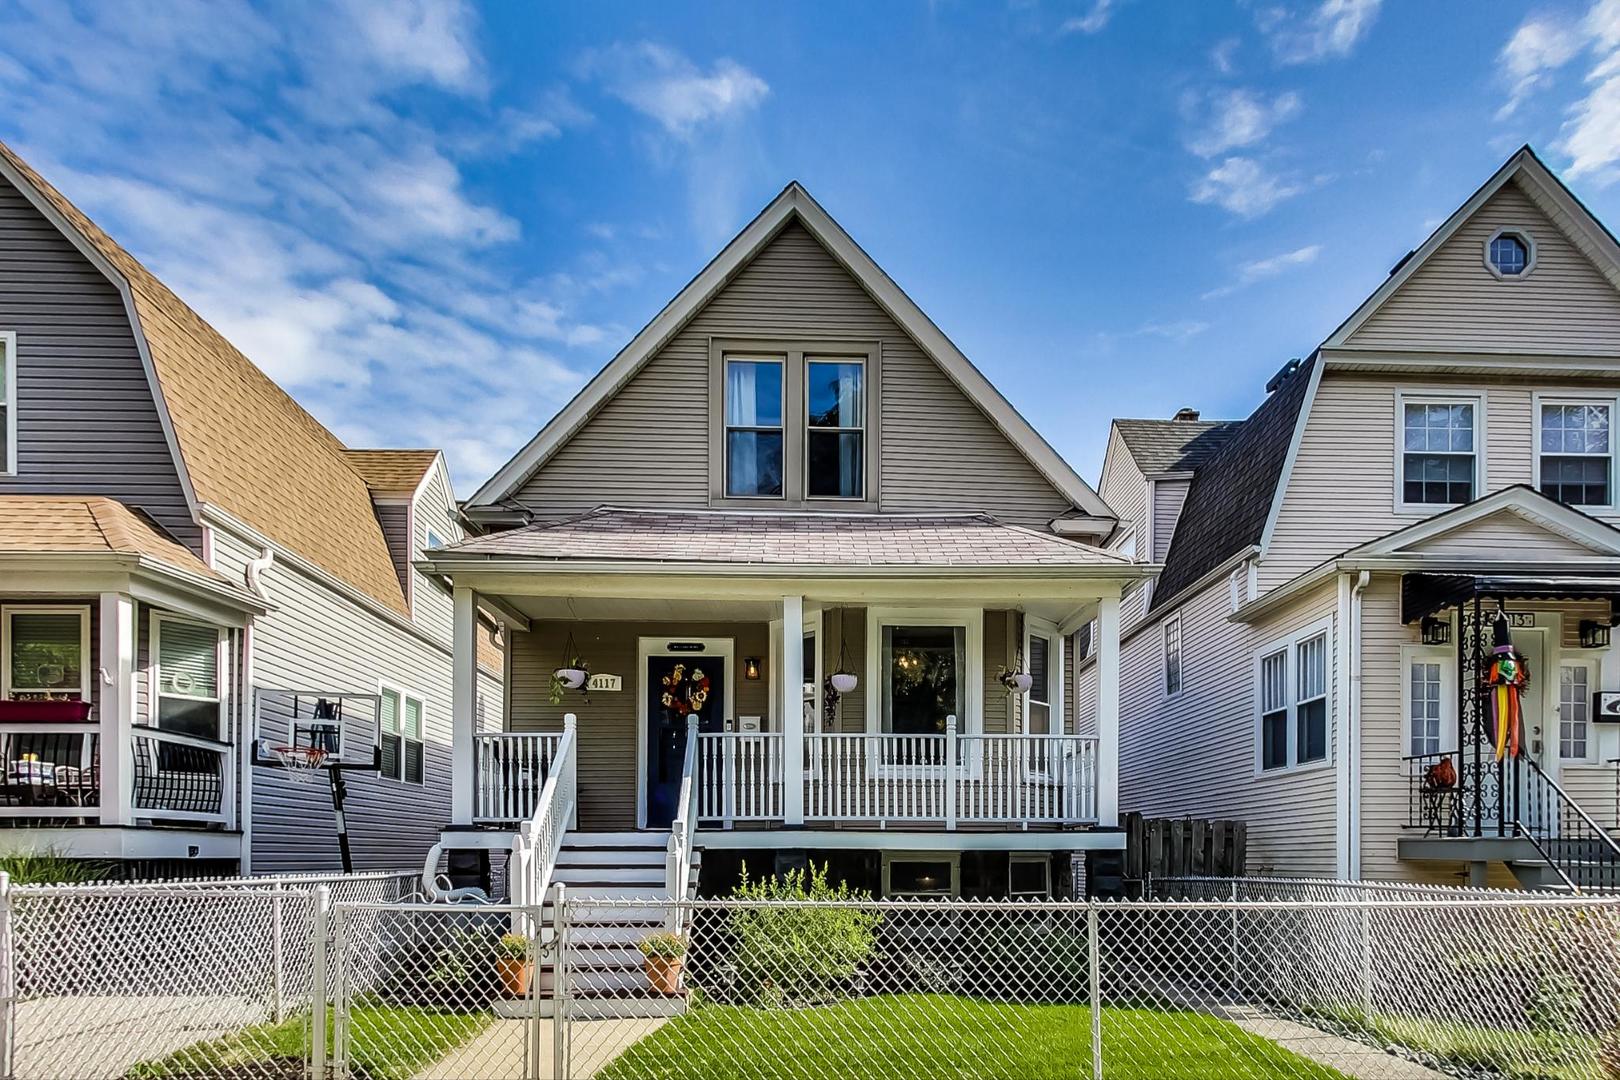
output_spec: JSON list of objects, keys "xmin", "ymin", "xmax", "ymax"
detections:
[
  {"xmin": 1411, "ymin": 510, "xmax": 1596, "ymax": 558},
  {"xmin": 1346, "ymin": 178, "xmax": 1620, "ymax": 355},
  {"xmin": 1117, "ymin": 578, "xmax": 1340, "ymax": 876},
  {"xmin": 511, "ymin": 221, "xmax": 1072, "ymax": 528},
  {"xmin": 1073, "ymin": 655, "xmax": 1098, "ymax": 738},
  {"xmin": 374, "ymin": 503, "xmax": 410, "ymax": 592},
  {"xmin": 1151, "ymin": 478, "xmax": 1190, "ymax": 563},
  {"xmin": 409, "ymin": 465, "xmax": 460, "ymax": 643},
  {"xmin": 0, "ymin": 174, "xmax": 197, "ymax": 548},
  {"xmin": 1561, "ymin": 765, "xmax": 1619, "ymax": 832},
  {"xmin": 1096, "ymin": 430, "xmax": 1150, "ymax": 633},
  {"xmin": 1261, "ymin": 372, "xmax": 1619, "ymax": 592}
]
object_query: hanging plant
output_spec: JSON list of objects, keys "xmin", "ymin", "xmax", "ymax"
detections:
[
  {"xmin": 825, "ymin": 606, "xmax": 859, "ymax": 701},
  {"xmin": 999, "ymin": 668, "xmax": 1033, "ymax": 695},
  {"xmin": 549, "ymin": 632, "xmax": 591, "ymax": 706}
]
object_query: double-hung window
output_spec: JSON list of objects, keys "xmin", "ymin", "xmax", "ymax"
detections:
[
  {"xmin": 1401, "ymin": 398, "xmax": 1477, "ymax": 506},
  {"xmin": 1256, "ymin": 620, "xmax": 1331, "ymax": 772},
  {"xmin": 1, "ymin": 331, "xmax": 14, "ymax": 475},
  {"xmin": 379, "ymin": 685, "xmax": 425, "ymax": 784},
  {"xmin": 1163, "ymin": 614, "xmax": 1183, "ymax": 697},
  {"xmin": 1539, "ymin": 401, "xmax": 1613, "ymax": 507},
  {"xmin": 723, "ymin": 357, "xmax": 785, "ymax": 498},
  {"xmin": 2, "ymin": 605, "xmax": 89, "ymax": 699},
  {"xmin": 805, "ymin": 358, "xmax": 865, "ymax": 498},
  {"xmin": 1559, "ymin": 663, "xmax": 1594, "ymax": 762},
  {"xmin": 152, "ymin": 614, "xmax": 225, "ymax": 739}
]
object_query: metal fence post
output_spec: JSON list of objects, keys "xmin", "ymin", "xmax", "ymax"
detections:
[
  {"xmin": 526, "ymin": 901, "xmax": 544, "ymax": 1080},
  {"xmin": 0, "ymin": 872, "xmax": 14, "ymax": 1080},
  {"xmin": 309, "ymin": 884, "xmax": 331, "ymax": 1080},
  {"xmin": 552, "ymin": 883, "xmax": 569, "ymax": 1080},
  {"xmin": 1087, "ymin": 904, "xmax": 1102, "ymax": 1080},
  {"xmin": 1359, "ymin": 902, "xmax": 1373, "ymax": 1023},
  {"xmin": 330, "ymin": 903, "xmax": 350, "ymax": 1080},
  {"xmin": 271, "ymin": 881, "xmax": 287, "ymax": 1023},
  {"xmin": 1229, "ymin": 879, "xmax": 1240, "ymax": 994}
]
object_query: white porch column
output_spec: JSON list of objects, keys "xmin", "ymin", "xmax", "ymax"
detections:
[
  {"xmin": 1096, "ymin": 594, "xmax": 1121, "ymax": 828},
  {"xmin": 451, "ymin": 586, "xmax": 477, "ymax": 826},
  {"xmin": 780, "ymin": 594, "xmax": 805, "ymax": 825},
  {"xmin": 98, "ymin": 592, "xmax": 135, "ymax": 825}
]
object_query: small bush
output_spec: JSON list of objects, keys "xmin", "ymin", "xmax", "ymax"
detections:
[
  {"xmin": 0, "ymin": 849, "xmax": 106, "ymax": 885},
  {"xmin": 728, "ymin": 862, "xmax": 881, "ymax": 1007},
  {"xmin": 497, "ymin": 933, "xmax": 530, "ymax": 961},
  {"xmin": 639, "ymin": 932, "xmax": 687, "ymax": 959}
]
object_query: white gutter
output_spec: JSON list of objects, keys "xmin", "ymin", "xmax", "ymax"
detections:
[{"xmin": 1348, "ymin": 570, "xmax": 1369, "ymax": 881}]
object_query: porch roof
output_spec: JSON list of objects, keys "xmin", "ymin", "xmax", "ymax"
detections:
[
  {"xmin": 425, "ymin": 507, "xmax": 1141, "ymax": 571},
  {"xmin": 1401, "ymin": 570, "xmax": 1620, "ymax": 622}
]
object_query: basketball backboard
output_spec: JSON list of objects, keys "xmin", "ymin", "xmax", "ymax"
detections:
[{"xmin": 251, "ymin": 689, "xmax": 381, "ymax": 771}]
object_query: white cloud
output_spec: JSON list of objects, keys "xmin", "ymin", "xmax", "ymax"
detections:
[
  {"xmin": 1202, "ymin": 244, "xmax": 1322, "ymax": 299},
  {"xmin": 1553, "ymin": 0, "xmax": 1620, "ymax": 182},
  {"xmin": 1256, "ymin": 0, "xmax": 1382, "ymax": 65},
  {"xmin": 1189, "ymin": 157, "xmax": 1306, "ymax": 218},
  {"xmin": 1209, "ymin": 37, "xmax": 1241, "ymax": 75},
  {"xmin": 1132, "ymin": 320, "xmax": 1211, "ymax": 342},
  {"xmin": 583, "ymin": 42, "xmax": 769, "ymax": 137},
  {"xmin": 1183, "ymin": 88, "xmax": 1302, "ymax": 158},
  {"xmin": 340, "ymin": 0, "xmax": 486, "ymax": 94},
  {"xmin": 1059, "ymin": 0, "xmax": 1117, "ymax": 35},
  {"xmin": 1497, "ymin": 14, "xmax": 1584, "ymax": 118}
]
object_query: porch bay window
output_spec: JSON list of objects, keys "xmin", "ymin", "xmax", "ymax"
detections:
[
  {"xmin": 881, "ymin": 624, "xmax": 964, "ymax": 767},
  {"xmin": 3, "ymin": 606, "xmax": 90, "ymax": 699},
  {"xmin": 152, "ymin": 615, "xmax": 224, "ymax": 739}
]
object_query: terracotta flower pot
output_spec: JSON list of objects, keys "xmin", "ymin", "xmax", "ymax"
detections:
[
  {"xmin": 496, "ymin": 956, "xmax": 533, "ymax": 998},
  {"xmin": 644, "ymin": 956, "xmax": 684, "ymax": 995}
]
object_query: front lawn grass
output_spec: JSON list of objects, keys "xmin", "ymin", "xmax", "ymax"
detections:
[
  {"xmin": 1313, "ymin": 1007, "xmax": 1601, "ymax": 1080},
  {"xmin": 597, "ymin": 994, "xmax": 1350, "ymax": 1080},
  {"xmin": 124, "ymin": 1003, "xmax": 492, "ymax": 1080}
]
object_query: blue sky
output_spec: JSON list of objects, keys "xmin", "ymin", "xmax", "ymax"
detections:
[{"xmin": 2, "ymin": 1, "xmax": 1619, "ymax": 494}]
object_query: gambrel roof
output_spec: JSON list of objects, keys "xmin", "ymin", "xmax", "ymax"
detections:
[{"xmin": 468, "ymin": 182, "xmax": 1114, "ymax": 522}]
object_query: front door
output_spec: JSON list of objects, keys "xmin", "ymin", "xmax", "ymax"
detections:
[{"xmin": 644, "ymin": 655, "xmax": 726, "ymax": 829}]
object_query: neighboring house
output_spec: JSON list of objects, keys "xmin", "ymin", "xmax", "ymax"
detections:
[
  {"xmin": 1081, "ymin": 146, "xmax": 1620, "ymax": 890},
  {"xmin": 0, "ymin": 140, "xmax": 502, "ymax": 876},
  {"xmin": 422, "ymin": 182, "xmax": 1146, "ymax": 909}
]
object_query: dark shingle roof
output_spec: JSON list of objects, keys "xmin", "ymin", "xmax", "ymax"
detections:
[
  {"xmin": 434, "ymin": 508, "xmax": 1135, "ymax": 568},
  {"xmin": 1114, "ymin": 419, "xmax": 1242, "ymax": 474},
  {"xmin": 1149, "ymin": 356, "xmax": 1317, "ymax": 611}
]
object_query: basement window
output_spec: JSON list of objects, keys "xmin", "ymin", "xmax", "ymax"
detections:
[{"xmin": 883, "ymin": 854, "xmax": 960, "ymax": 898}]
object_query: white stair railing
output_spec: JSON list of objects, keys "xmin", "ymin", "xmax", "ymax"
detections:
[
  {"xmin": 666, "ymin": 716, "xmax": 701, "ymax": 930},
  {"xmin": 509, "ymin": 714, "xmax": 578, "ymax": 929}
]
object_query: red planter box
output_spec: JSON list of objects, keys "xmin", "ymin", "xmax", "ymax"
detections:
[{"xmin": 0, "ymin": 700, "xmax": 92, "ymax": 723}]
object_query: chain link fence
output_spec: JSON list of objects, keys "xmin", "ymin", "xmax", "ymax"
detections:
[{"xmin": 1, "ymin": 875, "xmax": 1618, "ymax": 1079}]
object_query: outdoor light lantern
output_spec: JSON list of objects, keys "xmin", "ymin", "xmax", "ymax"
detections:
[
  {"xmin": 1421, "ymin": 616, "xmax": 1452, "ymax": 646},
  {"xmin": 743, "ymin": 656, "xmax": 762, "ymax": 680},
  {"xmin": 1580, "ymin": 620, "xmax": 1611, "ymax": 649}
]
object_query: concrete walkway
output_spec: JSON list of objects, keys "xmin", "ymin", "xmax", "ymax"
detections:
[
  {"xmin": 416, "ymin": 1017, "xmax": 666, "ymax": 1080},
  {"xmin": 14, "ymin": 995, "xmax": 271, "ymax": 1079},
  {"xmin": 1217, "ymin": 1005, "xmax": 1449, "ymax": 1080}
]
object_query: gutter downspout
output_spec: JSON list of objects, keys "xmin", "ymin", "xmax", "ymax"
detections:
[{"xmin": 1348, "ymin": 570, "xmax": 1370, "ymax": 881}]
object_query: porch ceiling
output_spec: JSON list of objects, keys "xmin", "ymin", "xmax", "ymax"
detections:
[{"xmin": 497, "ymin": 592, "xmax": 1089, "ymax": 624}]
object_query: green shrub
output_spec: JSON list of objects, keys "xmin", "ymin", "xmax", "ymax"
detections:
[
  {"xmin": 0, "ymin": 849, "xmax": 106, "ymax": 884},
  {"xmin": 639, "ymin": 932, "xmax": 687, "ymax": 959},
  {"xmin": 497, "ymin": 933, "xmax": 530, "ymax": 961},
  {"xmin": 729, "ymin": 862, "xmax": 881, "ymax": 1007}
]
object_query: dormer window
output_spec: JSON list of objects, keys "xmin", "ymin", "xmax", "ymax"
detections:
[{"xmin": 1485, "ymin": 229, "xmax": 1534, "ymax": 279}]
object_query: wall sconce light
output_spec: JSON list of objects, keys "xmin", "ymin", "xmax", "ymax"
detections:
[
  {"xmin": 1579, "ymin": 620, "xmax": 1611, "ymax": 649},
  {"xmin": 743, "ymin": 656, "xmax": 762, "ymax": 681},
  {"xmin": 1420, "ymin": 617, "xmax": 1451, "ymax": 647}
]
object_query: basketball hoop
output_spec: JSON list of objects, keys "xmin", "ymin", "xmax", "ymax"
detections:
[{"xmin": 268, "ymin": 744, "xmax": 328, "ymax": 783}]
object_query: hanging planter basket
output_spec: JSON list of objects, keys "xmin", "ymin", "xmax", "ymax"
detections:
[
  {"xmin": 1000, "ymin": 670, "xmax": 1034, "ymax": 695},
  {"xmin": 554, "ymin": 668, "xmax": 588, "ymax": 690},
  {"xmin": 548, "ymin": 632, "xmax": 592, "ymax": 705},
  {"xmin": 828, "ymin": 672, "xmax": 859, "ymax": 695}
]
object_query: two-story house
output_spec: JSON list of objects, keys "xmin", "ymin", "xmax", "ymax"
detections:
[
  {"xmin": 0, "ymin": 140, "xmax": 501, "ymax": 877},
  {"xmin": 422, "ymin": 182, "xmax": 1145, "ymax": 915},
  {"xmin": 1085, "ymin": 146, "xmax": 1620, "ymax": 891}
]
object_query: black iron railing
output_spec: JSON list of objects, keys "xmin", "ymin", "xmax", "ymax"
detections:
[
  {"xmin": 1516, "ymin": 757, "xmax": 1620, "ymax": 893},
  {"xmin": 0, "ymin": 728, "xmax": 100, "ymax": 817},
  {"xmin": 132, "ymin": 729, "xmax": 227, "ymax": 819}
]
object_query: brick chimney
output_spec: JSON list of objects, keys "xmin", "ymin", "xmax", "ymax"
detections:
[{"xmin": 1172, "ymin": 407, "xmax": 1201, "ymax": 422}]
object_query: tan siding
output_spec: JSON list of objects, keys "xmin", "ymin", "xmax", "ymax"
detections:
[
  {"xmin": 1347, "ymin": 178, "xmax": 1620, "ymax": 355},
  {"xmin": 1117, "ymin": 579, "xmax": 1341, "ymax": 876},
  {"xmin": 1097, "ymin": 430, "xmax": 1151, "ymax": 633},
  {"xmin": 512, "ymin": 222, "xmax": 1071, "ymax": 528},
  {"xmin": 1151, "ymin": 478, "xmax": 1190, "ymax": 563},
  {"xmin": 408, "ymin": 466, "xmax": 461, "ymax": 644},
  {"xmin": 1411, "ymin": 510, "xmax": 1597, "ymax": 558}
]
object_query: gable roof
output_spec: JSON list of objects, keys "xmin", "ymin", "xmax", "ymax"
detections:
[
  {"xmin": 1112, "ymin": 418, "xmax": 1241, "ymax": 475},
  {"xmin": 1323, "ymin": 145, "xmax": 1620, "ymax": 351},
  {"xmin": 344, "ymin": 449, "xmax": 441, "ymax": 495},
  {"xmin": 1346, "ymin": 485, "xmax": 1620, "ymax": 559},
  {"xmin": 429, "ymin": 506, "xmax": 1136, "ymax": 571},
  {"xmin": 0, "ymin": 140, "xmax": 412, "ymax": 615},
  {"xmin": 1149, "ymin": 355, "xmax": 1317, "ymax": 611},
  {"xmin": 468, "ymin": 182, "xmax": 1113, "ymax": 522}
]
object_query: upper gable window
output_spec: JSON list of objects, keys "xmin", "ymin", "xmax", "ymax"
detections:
[
  {"xmin": 1539, "ymin": 401, "xmax": 1613, "ymax": 508},
  {"xmin": 724, "ymin": 357, "xmax": 785, "ymax": 498},
  {"xmin": 806, "ymin": 359, "xmax": 865, "ymax": 499},
  {"xmin": 1400, "ymin": 398, "xmax": 1477, "ymax": 507},
  {"xmin": 1485, "ymin": 229, "xmax": 1533, "ymax": 278}
]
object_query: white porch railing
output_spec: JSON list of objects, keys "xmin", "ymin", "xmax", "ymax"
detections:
[
  {"xmin": 509, "ymin": 715, "xmax": 577, "ymax": 919},
  {"xmin": 473, "ymin": 732, "xmax": 562, "ymax": 823},
  {"xmin": 696, "ymin": 719, "xmax": 1098, "ymax": 828},
  {"xmin": 666, "ymin": 716, "xmax": 701, "ymax": 924},
  {"xmin": 131, "ymin": 729, "xmax": 233, "ymax": 824}
]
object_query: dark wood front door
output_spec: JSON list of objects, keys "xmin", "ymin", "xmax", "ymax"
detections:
[{"xmin": 645, "ymin": 655, "xmax": 726, "ymax": 828}]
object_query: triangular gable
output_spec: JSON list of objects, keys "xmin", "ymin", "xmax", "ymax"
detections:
[
  {"xmin": 1324, "ymin": 146, "xmax": 1620, "ymax": 353},
  {"xmin": 1351, "ymin": 486, "xmax": 1620, "ymax": 559},
  {"xmin": 469, "ymin": 183, "xmax": 1112, "ymax": 519}
]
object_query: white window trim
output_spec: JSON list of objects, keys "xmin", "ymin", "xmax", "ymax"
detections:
[
  {"xmin": 377, "ymin": 679, "xmax": 426, "ymax": 784},
  {"xmin": 1008, "ymin": 853, "xmax": 1052, "ymax": 898},
  {"xmin": 1398, "ymin": 644, "xmax": 1456, "ymax": 760},
  {"xmin": 1162, "ymin": 613, "xmax": 1183, "ymax": 700},
  {"xmin": 1532, "ymin": 391, "xmax": 1619, "ymax": 512},
  {"xmin": 1394, "ymin": 390, "xmax": 1487, "ymax": 514},
  {"xmin": 0, "ymin": 330, "xmax": 15, "ymax": 478},
  {"xmin": 1, "ymin": 604, "xmax": 91, "ymax": 699},
  {"xmin": 881, "ymin": 851, "xmax": 961, "ymax": 898},
  {"xmin": 1023, "ymin": 614, "xmax": 1065, "ymax": 736},
  {"xmin": 1253, "ymin": 616, "xmax": 1334, "ymax": 777},
  {"xmin": 1483, "ymin": 226, "xmax": 1537, "ymax": 280},
  {"xmin": 148, "ymin": 612, "xmax": 228, "ymax": 739},
  {"xmin": 1557, "ymin": 658, "xmax": 1600, "ymax": 765},
  {"xmin": 722, "ymin": 354, "xmax": 787, "ymax": 501},
  {"xmin": 864, "ymin": 606, "xmax": 984, "ymax": 779},
  {"xmin": 803, "ymin": 355, "xmax": 867, "ymax": 502}
]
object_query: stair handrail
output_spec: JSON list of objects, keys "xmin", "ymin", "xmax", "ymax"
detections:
[
  {"xmin": 666, "ymin": 715, "xmax": 701, "ymax": 928},
  {"xmin": 510, "ymin": 714, "xmax": 578, "ymax": 920},
  {"xmin": 1516, "ymin": 756, "xmax": 1620, "ymax": 893}
]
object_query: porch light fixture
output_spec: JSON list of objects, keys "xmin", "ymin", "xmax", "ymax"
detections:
[
  {"xmin": 1579, "ymin": 620, "xmax": 1611, "ymax": 649},
  {"xmin": 743, "ymin": 656, "xmax": 762, "ymax": 681},
  {"xmin": 1420, "ymin": 617, "xmax": 1451, "ymax": 647}
]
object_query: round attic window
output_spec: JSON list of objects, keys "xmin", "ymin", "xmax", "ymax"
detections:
[{"xmin": 1485, "ymin": 229, "xmax": 1533, "ymax": 278}]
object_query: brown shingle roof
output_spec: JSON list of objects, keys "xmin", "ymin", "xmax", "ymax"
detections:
[
  {"xmin": 1113, "ymin": 418, "xmax": 1241, "ymax": 474},
  {"xmin": 435, "ymin": 508, "xmax": 1136, "ymax": 568},
  {"xmin": 0, "ymin": 141, "xmax": 410, "ymax": 616},
  {"xmin": 0, "ymin": 495, "xmax": 230, "ymax": 584},
  {"xmin": 344, "ymin": 450, "xmax": 440, "ymax": 493}
]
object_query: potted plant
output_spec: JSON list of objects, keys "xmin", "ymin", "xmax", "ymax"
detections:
[
  {"xmin": 548, "ymin": 633, "xmax": 591, "ymax": 705},
  {"xmin": 998, "ymin": 668, "xmax": 1033, "ymax": 695},
  {"xmin": 638, "ymin": 931, "xmax": 687, "ymax": 994},
  {"xmin": 0, "ymin": 698, "xmax": 92, "ymax": 723},
  {"xmin": 494, "ymin": 933, "xmax": 533, "ymax": 997}
]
